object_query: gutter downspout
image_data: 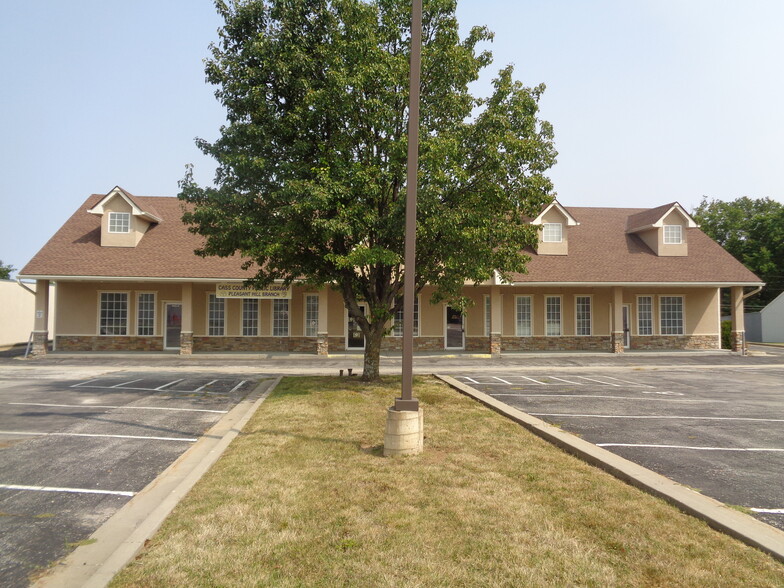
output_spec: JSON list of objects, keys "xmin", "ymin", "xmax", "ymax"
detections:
[
  {"xmin": 743, "ymin": 285, "xmax": 763, "ymax": 300},
  {"xmin": 16, "ymin": 278, "xmax": 36, "ymax": 295}
]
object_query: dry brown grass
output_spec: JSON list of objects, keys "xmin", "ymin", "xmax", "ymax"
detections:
[{"xmin": 111, "ymin": 376, "xmax": 784, "ymax": 587}]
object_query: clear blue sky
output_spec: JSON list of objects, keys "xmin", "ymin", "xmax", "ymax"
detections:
[{"xmin": 2, "ymin": 0, "xmax": 783, "ymax": 276}]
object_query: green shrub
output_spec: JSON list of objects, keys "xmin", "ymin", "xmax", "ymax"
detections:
[{"xmin": 721, "ymin": 320, "xmax": 733, "ymax": 349}]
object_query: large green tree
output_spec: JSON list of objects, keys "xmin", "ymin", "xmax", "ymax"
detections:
[
  {"xmin": 693, "ymin": 196, "xmax": 784, "ymax": 307},
  {"xmin": 0, "ymin": 260, "xmax": 15, "ymax": 280},
  {"xmin": 180, "ymin": 0, "xmax": 557, "ymax": 379}
]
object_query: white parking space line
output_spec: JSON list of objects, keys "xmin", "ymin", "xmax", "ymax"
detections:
[
  {"xmin": 576, "ymin": 376, "xmax": 621, "ymax": 386},
  {"xmin": 155, "ymin": 379, "xmax": 184, "ymax": 390},
  {"xmin": 73, "ymin": 384, "xmax": 228, "ymax": 394},
  {"xmin": 490, "ymin": 394, "xmax": 722, "ymax": 402},
  {"xmin": 751, "ymin": 508, "xmax": 784, "ymax": 514},
  {"xmin": 111, "ymin": 379, "xmax": 143, "ymax": 388},
  {"xmin": 493, "ymin": 377, "xmax": 512, "ymax": 385},
  {"xmin": 549, "ymin": 376, "xmax": 583, "ymax": 385},
  {"xmin": 9, "ymin": 402, "xmax": 228, "ymax": 414},
  {"xmin": 602, "ymin": 376, "xmax": 653, "ymax": 388},
  {"xmin": 228, "ymin": 380, "xmax": 248, "ymax": 394},
  {"xmin": 0, "ymin": 430, "xmax": 198, "ymax": 442},
  {"xmin": 70, "ymin": 379, "xmax": 101, "ymax": 388},
  {"xmin": 518, "ymin": 375, "xmax": 547, "ymax": 385},
  {"xmin": 597, "ymin": 443, "xmax": 784, "ymax": 452},
  {"xmin": 529, "ymin": 414, "xmax": 784, "ymax": 422},
  {"xmin": 462, "ymin": 377, "xmax": 480, "ymax": 384},
  {"xmin": 0, "ymin": 484, "xmax": 135, "ymax": 497},
  {"xmin": 193, "ymin": 379, "xmax": 219, "ymax": 392}
]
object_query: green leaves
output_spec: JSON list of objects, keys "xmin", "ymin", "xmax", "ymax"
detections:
[
  {"xmin": 693, "ymin": 196, "xmax": 784, "ymax": 305},
  {"xmin": 0, "ymin": 260, "xmax": 14, "ymax": 280},
  {"xmin": 181, "ymin": 0, "xmax": 557, "ymax": 373}
]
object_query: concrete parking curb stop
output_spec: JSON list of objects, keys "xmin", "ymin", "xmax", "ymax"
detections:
[
  {"xmin": 436, "ymin": 374, "xmax": 784, "ymax": 564},
  {"xmin": 32, "ymin": 376, "xmax": 281, "ymax": 588}
]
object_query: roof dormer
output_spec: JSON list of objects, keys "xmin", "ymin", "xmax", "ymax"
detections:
[
  {"xmin": 530, "ymin": 200, "xmax": 580, "ymax": 255},
  {"xmin": 87, "ymin": 186, "xmax": 161, "ymax": 247},
  {"xmin": 626, "ymin": 202, "xmax": 697, "ymax": 257}
]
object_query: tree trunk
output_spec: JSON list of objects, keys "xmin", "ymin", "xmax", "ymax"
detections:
[{"xmin": 361, "ymin": 325, "xmax": 384, "ymax": 381}]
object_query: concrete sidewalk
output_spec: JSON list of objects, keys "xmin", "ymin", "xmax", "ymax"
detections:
[{"xmin": 5, "ymin": 345, "xmax": 782, "ymax": 375}]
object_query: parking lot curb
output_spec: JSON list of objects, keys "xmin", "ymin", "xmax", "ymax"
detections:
[
  {"xmin": 436, "ymin": 374, "xmax": 784, "ymax": 564},
  {"xmin": 32, "ymin": 376, "xmax": 282, "ymax": 588}
]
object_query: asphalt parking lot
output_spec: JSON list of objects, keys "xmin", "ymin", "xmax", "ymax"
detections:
[
  {"xmin": 0, "ymin": 346, "xmax": 782, "ymax": 584},
  {"xmin": 0, "ymin": 372, "xmax": 260, "ymax": 588},
  {"xmin": 451, "ymin": 365, "xmax": 784, "ymax": 532}
]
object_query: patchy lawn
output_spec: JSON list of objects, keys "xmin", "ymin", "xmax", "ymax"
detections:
[{"xmin": 112, "ymin": 376, "xmax": 784, "ymax": 587}]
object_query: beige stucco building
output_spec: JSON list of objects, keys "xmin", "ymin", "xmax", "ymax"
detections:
[
  {"xmin": 19, "ymin": 187, "xmax": 762, "ymax": 356},
  {"xmin": 0, "ymin": 280, "xmax": 55, "ymax": 349}
]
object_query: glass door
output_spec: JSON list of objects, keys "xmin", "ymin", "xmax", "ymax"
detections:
[
  {"xmin": 165, "ymin": 303, "xmax": 182, "ymax": 350},
  {"xmin": 622, "ymin": 305, "xmax": 631, "ymax": 348},
  {"xmin": 347, "ymin": 305, "xmax": 366, "ymax": 349},
  {"xmin": 445, "ymin": 306, "xmax": 465, "ymax": 349}
]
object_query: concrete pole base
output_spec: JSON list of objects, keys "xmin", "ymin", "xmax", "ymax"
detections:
[{"xmin": 383, "ymin": 407, "xmax": 423, "ymax": 457}]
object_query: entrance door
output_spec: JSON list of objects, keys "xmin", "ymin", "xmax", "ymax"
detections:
[
  {"xmin": 347, "ymin": 305, "xmax": 366, "ymax": 349},
  {"xmin": 445, "ymin": 306, "xmax": 465, "ymax": 349},
  {"xmin": 165, "ymin": 303, "xmax": 182, "ymax": 350},
  {"xmin": 622, "ymin": 305, "xmax": 631, "ymax": 349}
]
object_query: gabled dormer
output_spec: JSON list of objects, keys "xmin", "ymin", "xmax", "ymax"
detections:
[
  {"xmin": 530, "ymin": 200, "xmax": 580, "ymax": 255},
  {"xmin": 87, "ymin": 186, "xmax": 161, "ymax": 247},
  {"xmin": 626, "ymin": 202, "xmax": 697, "ymax": 257}
]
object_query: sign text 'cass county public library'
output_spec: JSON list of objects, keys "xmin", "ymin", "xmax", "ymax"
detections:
[{"xmin": 215, "ymin": 283, "xmax": 292, "ymax": 299}]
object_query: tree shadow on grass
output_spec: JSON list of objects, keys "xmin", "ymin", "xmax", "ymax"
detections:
[{"xmin": 241, "ymin": 428, "xmax": 387, "ymax": 458}]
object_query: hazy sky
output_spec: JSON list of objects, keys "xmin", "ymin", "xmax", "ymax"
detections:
[{"xmin": 2, "ymin": 0, "xmax": 783, "ymax": 276}]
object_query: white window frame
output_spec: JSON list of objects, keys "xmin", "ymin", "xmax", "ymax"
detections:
[
  {"xmin": 98, "ymin": 291, "xmax": 129, "ymax": 336},
  {"xmin": 663, "ymin": 224, "xmax": 683, "ymax": 244},
  {"xmin": 659, "ymin": 295, "xmax": 684, "ymax": 335},
  {"xmin": 136, "ymin": 292, "xmax": 156, "ymax": 336},
  {"xmin": 272, "ymin": 299, "xmax": 289, "ymax": 337},
  {"xmin": 515, "ymin": 295, "xmax": 532, "ymax": 337},
  {"xmin": 545, "ymin": 295, "xmax": 562, "ymax": 336},
  {"xmin": 108, "ymin": 211, "xmax": 131, "ymax": 233},
  {"xmin": 636, "ymin": 295, "xmax": 654, "ymax": 336},
  {"xmin": 542, "ymin": 223, "xmax": 563, "ymax": 243},
  {"xmin": 207, "ymin": 293, "xmax": 225, "ymax": 336},
  {"xmin": 575, "ymin": 295, "xmax": 592, "ymax": 336},
  {"xmin": 392, "ymin": 295, "xmax": 419, "ymax": 337},
  {"xmin": 241, "ymin": 298, "xmax": 259, "ymax": 337},
  {"xmin": 304, "ymin": 294, "xmax": 319, "ymax": 337}
]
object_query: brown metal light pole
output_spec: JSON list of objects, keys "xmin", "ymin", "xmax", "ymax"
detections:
[{"xmin": 394, "ymin": 0, "xmax": 422, "ymax": 413}]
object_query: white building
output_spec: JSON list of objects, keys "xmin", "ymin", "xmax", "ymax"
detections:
[{"xmin": 760, "ymin": 292, "xmax": 784, "ymax": 343}]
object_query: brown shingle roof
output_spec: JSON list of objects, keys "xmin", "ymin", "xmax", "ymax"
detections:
[
  {"xmin": 119, "ymin": 187, "xmax": 163, "ymax": 222},
  {"xmin": 625, "ymin": 202, "xmax": 676, "ymax": 232},
  {"xmin": 509, "ymin": 207, "xmax": 761, "ymax": 284},
  {"xmin": 21, "ymin": 195, "xmax": 761, "ymax": 285},
  {"xmin": 21, "ymin": 194, "xmax": 257, "ymax": 280}
]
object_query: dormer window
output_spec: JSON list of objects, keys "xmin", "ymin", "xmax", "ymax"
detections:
[
  {"xmin": 542, "ymin": 223, "xmax": 563, "ymax": 243},
  {"xmin": 530, "ymin": 200, "xmax": 579, "ymax": 256},
  {"xmin": 108, "ymin": 212, "xmax": 131, "ymax": 233},
  {"xmin": 88, "ymin": 187, "xmax": 161, "ymax": 247},
  {"xmin": 626, "ymin": 203, "xmax": 696, "ymax": 257},
  {"xmin": 663, "ymin": 224, "xmax": 682, "ymax": 244}
]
